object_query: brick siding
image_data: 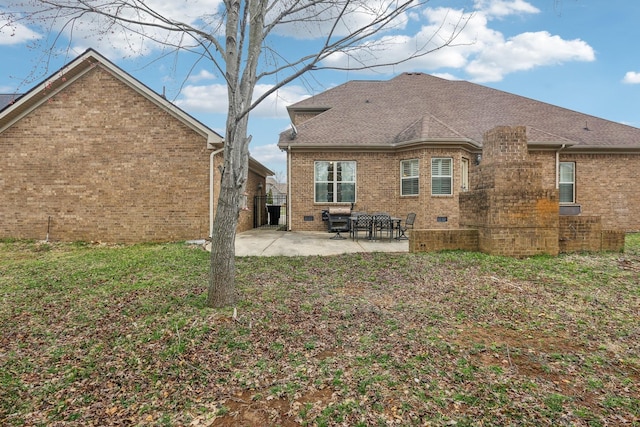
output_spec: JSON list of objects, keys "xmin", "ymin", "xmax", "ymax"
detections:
[
  {"xmin": 409, "ymin": 229, "xmax": 479, "ymax": 252},
  {"xmin": 1, "ymin": 66, "xmax": 213, "ymax": 242},
  {"xmin": 559, "ymin": 153, "xmax": 640, "ymax": 232},
  {"xmin": 559, "ymin": 216, "xmax": 625, "ymax": 253},
  {"xmin": 288, "ymin": 148, "xmax": 474, "ymax": 232}
]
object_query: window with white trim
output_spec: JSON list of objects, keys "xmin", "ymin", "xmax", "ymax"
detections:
[
  {"xmin": 461, "ymin": 158, "xmax": 469, "ymax": 192},
  {"xmin": 314, "ymin": 161, "xmax": 356, "ymax": 203},
  {"xmin": 431, "ymin": 158, "xmax": 453, "ymax": 195},
  {"xmin": 559, "ymin": 162, "xmax": 575, "ymax": 204},
  {"xmin": 400, "ymin": 159, "xmax": 419, "ymax": 196}
]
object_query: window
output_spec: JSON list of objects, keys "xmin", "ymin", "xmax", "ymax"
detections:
[
  {"xmin": 314, "ymin": 161, "xmax": 356, "ymax": 203},
  {"xmin": 461, "ymin": 158, "xmax": 469, "ymax": 192},
  {"xmin": 401, "ymin": 159, "xmax": 419, "ymax": 196},
  {"xmin": 431, "ymin": 158, "xmax": 453, "ymax": 195},
  {"xmin": 559, "ymin": 162, "xmax": 575, "ymax": 204}
]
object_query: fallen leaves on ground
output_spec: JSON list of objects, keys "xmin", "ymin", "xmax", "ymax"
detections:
[{"xmin": 1, "ymin": 241, "xmax": 639, "ymax": 426}]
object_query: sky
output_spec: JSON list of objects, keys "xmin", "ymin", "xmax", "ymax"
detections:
[{"xmin": 1, "ymin": 0, "xmax": 640, "ymax": 176}]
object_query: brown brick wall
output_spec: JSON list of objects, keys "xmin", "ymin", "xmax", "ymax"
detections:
[
  {"xmin": 0, "ymin": 65, "xmax": 213, "ymax": 243},
  {"xmin": 559, "ymin": 216, "xmax": 625, "ymax": 253},
  {"xmin": 409, "ymin": 229, "xmax": 479, "ymax": 253},
  {"xmin": 559, "ymin": 153, "xmax": 640, "ymax": 232},
  {"xmin": 288, "ymin": 148, "xmax": 475, "ymax": 232},
  {"xmin": 601, "ymin": 230, "xmax": 626, "ymax": 252},
  {"xmin": 460, "ymin": 126, "xmax": 560, "ymax": 256},
  {"xmin": 481, "ymin": 126, "xmax": 529, "ymax": 163}
]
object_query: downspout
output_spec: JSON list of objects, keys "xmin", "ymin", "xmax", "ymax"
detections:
[
  {"xmin": 210, "ymin": 148, "xmax": 224, "ymax": 238},
  {"xmin": 555, "ymin": 144, "xmax": 566, "ymax": 190},
  {"xmin": 287, "ymin": 145, "xmax": 292, "ymax": 231}
]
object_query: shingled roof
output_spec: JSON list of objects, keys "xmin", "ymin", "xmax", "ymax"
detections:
[
  {"xmin": 279, "ymin": 72, "xmax": 640, "ymax": 152},
  {"xmin": 0, "ymin": 94, "xmax": 20, "ymax": 111}
]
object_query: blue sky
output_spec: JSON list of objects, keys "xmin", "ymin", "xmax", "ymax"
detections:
[{"xmin": 1, "ymin": 0, "xmax": 640, "ymax": 176}]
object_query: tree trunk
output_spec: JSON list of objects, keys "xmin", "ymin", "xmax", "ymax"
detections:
[
  {"xmin": 206, "ymin": 173, "xmax": 240, "ymax": 307},
  {"xmin": 206, "ymin": 107, "xmax": 250, "ymax": 307}
]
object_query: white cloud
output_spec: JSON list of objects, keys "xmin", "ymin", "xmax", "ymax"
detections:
[
  {"xmin": 175, "ymin": 83, "xmax": 227, "ymax": 113},
  {"xmin": 270, "ymin": 0, "xmax": 411, "ymax": 40},
  {"xmin": 4, "ymin": 0, "xmax": 596, "ymax": 87},
  {"xmin": 3, "ymin": 0, "xmax": 223, "ymax": 57},
  {"xmin": 321, "ymin": 7, "xmax": 480, "ymax": 73},
  {"xmin": 249, "ymin": 143, "xmax": 286, "ymax": 168},
  {"xmin": 322, "ymin": 4, "xmax": 594, "ymax": 83},
  {"xmin": 0, "ymin": 15, "xmax": 41, "ymax": 45},
  {"xmin": 473, "ymin": 0, "xmax": 540, "ymax": 18},
  {"xmin": 188, "ymin": 69, "xmax": 216, "ymax": 82},
  {"xmin": 466, "ymin": 31, "xmax": 595, "ymax": 82},
  {"xmin": 431, "ymin": 72, "xmax": 460, "ymax": 81},
  {"xmin": 622, "ymin": 71, "xmax": 640, "ymax": 84},
  {"xmin": 176, "ymin": 83, "xmax": 310, "ymax": 118}
]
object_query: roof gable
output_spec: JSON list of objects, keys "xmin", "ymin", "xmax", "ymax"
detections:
[
  {"xmin": 0, "ymin": 49, "xmax": 223, "ymax": 147},
  {"xmin": 280, "ymin": 72, "xmax": 640, "ymax": 152}
]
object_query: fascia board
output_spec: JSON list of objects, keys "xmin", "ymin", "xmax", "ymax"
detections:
[{"xmin": 281, "ymin": 138, "xmax": 482, "ymax": 152}]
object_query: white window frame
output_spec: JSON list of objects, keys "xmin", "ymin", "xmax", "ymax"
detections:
[
  {"xmin": 559, "ymin": 161, "xmax": 575, "ymax": 204},
  {"xmin": 461, "ymin": 158, "xmax": 469, "ymax": 192},
  {"xmin": 314, "ymin": 161, "xmax": 356, "ymax": 203},
  {"xmin": 400, "ymin": 159, "xmax": 419, "ymax": 196},
  {"xmin": 431, "ymin": 157, "xmax": 453, "ymax": 196}
]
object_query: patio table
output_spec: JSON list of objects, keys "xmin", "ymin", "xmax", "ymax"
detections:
[{"xmin": 351, "ymin": 215, "xmax": 401, "ymax": 240}]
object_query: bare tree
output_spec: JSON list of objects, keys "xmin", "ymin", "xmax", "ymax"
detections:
[
  {"xmin": 3, "ymin": 0, "xmax": 470, "ymax": 307},
  {"xmin": 273, "ymin": 170, "xmax": 286, "ymax": 185}
]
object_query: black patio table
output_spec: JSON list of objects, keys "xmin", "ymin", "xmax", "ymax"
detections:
[{"xmin": 350, "ymin": 214, "xmax": 401, "ymax": 240}]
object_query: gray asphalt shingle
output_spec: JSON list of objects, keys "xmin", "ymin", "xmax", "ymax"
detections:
[{"xmin": 280, "ymin": 73, "xmax": 640, "ymax": 149}]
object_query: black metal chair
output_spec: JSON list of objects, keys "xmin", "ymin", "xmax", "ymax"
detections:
[
  {"xmin": 349, "ymin": 212, "xmax": 365, "ymax": 239},
  {"xmin": 396, "ymin": 213, "xmax": 416, "ymax": 240},
  {"xmin": 351, "ymin": 214, "xmax": 373, "ymax": 241},
  {"xmin": 372, "ymin": 214, "xmax": 394, "ymax": 240}
]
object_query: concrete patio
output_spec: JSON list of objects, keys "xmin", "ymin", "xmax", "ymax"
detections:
[{"xmin": 221, "ymin": 229, "xmax": 409, "ymax": 257}]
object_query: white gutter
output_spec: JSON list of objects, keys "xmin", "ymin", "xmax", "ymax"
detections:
[
  {"xmin": 210, "ymin": 148, "xmax": 225, "ymax": 237},
  {"xmin": 555, "ymin": 144, "xmax": 566, "ymax": 189}
]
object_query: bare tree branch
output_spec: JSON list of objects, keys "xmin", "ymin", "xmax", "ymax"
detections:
[{"xmin": 4, "ymin": 0, "xmax": 470, "ymax": 307}]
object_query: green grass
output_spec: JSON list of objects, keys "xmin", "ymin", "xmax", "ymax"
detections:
[{"xmin": 0, "ymin": 236, "xmax": 639, "ymax": 426}]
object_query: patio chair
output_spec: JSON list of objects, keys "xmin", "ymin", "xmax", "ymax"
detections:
[
  {"xmin": 349, "ymin": 212, "xmax": 365, "ymax": 239},
  {"xmin": 351, "ymin": 214, "xmax": 373, "ymax": 241},
  {"xmin": 396, "ymin": 213, "xmax": 416, "ymax": 240},
  {"xmin": 372, "ymin": 214, "xmax": 394, "ymax": 240}
]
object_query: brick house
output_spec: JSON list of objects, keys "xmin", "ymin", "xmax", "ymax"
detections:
[
  {"xmin": 278, "ymin": 73, "xmax": 640, "ymax": 255},
  {"xmin": 0, "ymin": 49, "xmax": 272, "ymax": 243}
]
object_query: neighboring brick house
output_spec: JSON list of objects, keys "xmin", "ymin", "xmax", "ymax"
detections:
[
  {"xmin": 266, "ymin": 176, "xmax": 287, "ymax": 199},
  {"xmin": 0, "ymin": 49, "xmax": 272, "ymax": 243},
  {"xmin": 278, "ymin": 72, "xmax": 640, "ymax": 253}
]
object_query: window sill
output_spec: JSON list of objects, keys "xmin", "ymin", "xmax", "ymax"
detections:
[{"xmin": 559, "ymin": 204, "xmax": 581, "ymax": 215}]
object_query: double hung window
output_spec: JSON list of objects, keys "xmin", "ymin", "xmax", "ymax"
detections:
[
  {"xmin": 401, "ymin": 159, "xmax": 419, "ymax": 196},
  {"xmin": 314, "ymin": 161, "xmax": 356, "ymax": 203},
  {"xmin": 559, "ymin": 162, "xmax": 575, "ymax": 204},
  {"xmin": 431, "ymin": 158, "xmax": 453, "ymax": 195}
]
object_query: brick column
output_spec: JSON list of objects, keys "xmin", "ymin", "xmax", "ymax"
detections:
[{"xmin": 460, "ymin": 126, "xmax": 559, "ymax": 256}]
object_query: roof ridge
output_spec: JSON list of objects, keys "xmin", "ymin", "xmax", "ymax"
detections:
[{"xmin": 279, "ymin": 72, "xmax": 640, "ymax": 150}]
